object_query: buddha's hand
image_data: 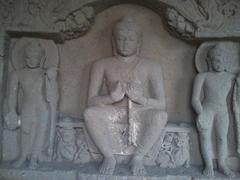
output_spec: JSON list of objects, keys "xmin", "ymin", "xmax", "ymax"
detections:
[
  {"xmin": 4, "ymin": 111, "xmax": 20, "ymax": 130},
  {"xmin": 110, "ymin": 81, "xmax": 125, "ymax": 102},
  {"xmin": 126, "ymin": 82, "xmax": 145, "ymax": 104}
]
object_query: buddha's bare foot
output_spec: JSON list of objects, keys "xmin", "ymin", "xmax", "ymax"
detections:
[
  {"xmin": 12, "ymin": 157, "xmax": 26, "ymax": 168},
  {"xmin": 219, "ymin": 164, "xmax": 235, "ymax": 178},
  {"xmin": 130, "ymin": 156, "xmax": 146, "ymax": 176},
  {"xmin": 203, "ymin": 167, "xmax": 214, "ymax": 178},
  {"xmin": 29, "ymin": 159, "xmax": 38, "ymax": 170},
  {"xmin": 99, "ymin": 156, "xmax": 116, "ymax": 175}
]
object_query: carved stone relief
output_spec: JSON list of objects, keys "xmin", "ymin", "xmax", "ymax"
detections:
[
  {"xmin": 156, "ymin": 128, "xmax": 190, "ymax": 168},
  {"xmin": 1, "ymin": 0, "xmax": 240, "ymax": 40},
  {"xmin": 163, "ymin": 0, "xmax": 240, "ymax": 39},
  {"xmin": 55, "ymin": 116, "xmax": 90, "ymax": 163},
  {"xmin": 192, "ymin": 41, "xmax": 240, "ymax": 178},
  {"xmin": 83, "ymin": 17, "xmax": 168, "ymax": 176},
  {"xmin": 3, "ymin": 38, "xmax": 59, "ymax": 168},
  {"xmin": 0, "ymin": 1, "xmax": 240, "ymax": 180}
]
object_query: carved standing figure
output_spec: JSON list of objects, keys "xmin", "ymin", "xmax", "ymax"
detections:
[
  {"xmin": 192, "ymin": 42, "xmax": 237, "ymax": 178},
  {"xmin": 4, "ymin": 40, "xmax": 59, "ymax": 169},
  {"xmin": 84, "ymin": 17, "xmax": 168, "ymax": 176},
  {"xmin": 233, "ymin": 75, "xmax": 240, "ymax": 154}
]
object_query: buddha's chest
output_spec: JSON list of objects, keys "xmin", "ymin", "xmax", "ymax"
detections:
[{"xmin": 105, "ymin": 65, "xmax": 147, "ymax": 84}]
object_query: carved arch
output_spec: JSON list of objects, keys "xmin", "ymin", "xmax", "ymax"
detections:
[{"xmin": 1, "ymin": 0, "xmax": 239, "ymax": 42}]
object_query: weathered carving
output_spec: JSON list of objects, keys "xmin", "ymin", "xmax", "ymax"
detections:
[
  {"xmin": 165, "ymin": 8, "xmax": 195, "ymax": 38},
  {"xmin": 84, "ymin": 17, "xmax": 168, "ymax": 176},
  {"xmin": 233, "ymin": 70, "xmax": 240, "ymax": 156},
  {"xmin": 54, "ymin": 6, "xmax": 95, "ymax": 40},
  {"xmin": 1, "ymin": 0, "xmax": 240, "ymax": 40},
  {"xmin": 164, "ymin": 0, "xmax": 239, "ymax": 39},
  {"xmin": 4, "ymin": 39, "xmax": 59, "ymax": 169},
  {"xmin": 1, "ymin": 1, "xmax": 240, "ymax": 179},
  {"xmin": 0, "ymin": 0, "xmax": 95, "ymax": 39},
  {"xmin": 0, "ymin": 0, "xmax": 15, "ymax": 27},
  {"xmin": 156, "ymin": 130, "xmax": 190, "ymax": 168},
  {"xmin": 55, "ymin": 117, "xmax": 90, "ymax": 163},
  {"xmin": 192, "ymin": 41, "xmax": 239, "ymax": 178}
]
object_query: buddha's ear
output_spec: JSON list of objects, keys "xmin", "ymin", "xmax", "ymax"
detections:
[{"xmin": 137, "ymin": 34, "xmax": 142, "ymax": 55}]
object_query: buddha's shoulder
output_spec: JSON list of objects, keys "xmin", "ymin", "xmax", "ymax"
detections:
[
  {"xmin": 92, "ymin": 57, "xmax": 116, "ymax": 67},
  {"xmin": 139, "ymin": 57, "xmax": 163, "ymax": 69}
]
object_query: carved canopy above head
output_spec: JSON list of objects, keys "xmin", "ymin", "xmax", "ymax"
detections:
[
  {"xmin": 11, "ymin": 38, "xmax": 59, "ymax": 70},
  {"xmin": 1, "ymin": 0, "xmax": 240, "ymax": 41},
  {"xmin": 162, "ymin": 0, "xmax": 240, "ymax": 39}
]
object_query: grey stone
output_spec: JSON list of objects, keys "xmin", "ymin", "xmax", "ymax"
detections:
[
  {"xmin": 4, "ymin": 39, "xmax": 59, "ymax": 168},
  {"xmin": 192, "ymin": 42, "xmax": 239, "ymax": 178},
  {"xmin": 84, "ymin": 16, "xmax": 168, "ymax": 176},
  {"xmin": 0, "ymin": 1, "xmax": 240, "ymax": 180}
]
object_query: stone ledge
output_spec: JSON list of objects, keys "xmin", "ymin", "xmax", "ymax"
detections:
[{"xmin": 0, "ymin": 163, "xmax": 239, "ymax": 180}]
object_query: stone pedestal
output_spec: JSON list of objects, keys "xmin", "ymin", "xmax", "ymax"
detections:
[{"xmin": 0, "ymin": 164, "xmax": 239, "ymax": 180}]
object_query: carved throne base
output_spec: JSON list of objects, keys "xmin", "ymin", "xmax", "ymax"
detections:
[{"xmin": 1, "ymin": 122, "xmax": 240, "ymax": 180}]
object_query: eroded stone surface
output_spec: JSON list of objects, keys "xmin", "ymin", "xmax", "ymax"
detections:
[
  {"xmin": 192, "ymin": 42, "xmax": 240, "ymax": 178},
  {"xmin": 0, "ymin": 1, "xmax": 240, "ymax": 180},
  {"xmin": 4, "ymin": 39, "xmax": 59, "ymax": 168}
]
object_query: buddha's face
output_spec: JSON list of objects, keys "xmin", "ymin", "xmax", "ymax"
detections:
[
  {"xmin": 114, "ymin": 28, "xmax": 139, "ymax": 57},
  {"xmin": 24, "ymin": 43, "xmax": 43, "ymax": 68},
  {"xmin": 210, "ymin": 48, "xmax": 226, "ymax": 72}
]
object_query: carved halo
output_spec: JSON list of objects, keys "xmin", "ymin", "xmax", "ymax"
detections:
[
  {"xmin": 195, "ymin": 42, "xmax": 216, "ymax": 73},
  {"xmin": 10, "ymin": 38, "xmax": 59, "ymax": 71},
  {"xmin": 195, "ymin": 41, "xmax": 240, "ymax": 73}
]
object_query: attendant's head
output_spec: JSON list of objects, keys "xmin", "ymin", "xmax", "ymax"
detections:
[
  {"xmin": 208, "ymin": 44, "xmax": 226, "ymax": 72},
  {"xmin": 207, "ymin": 42, "xmax": 239, "ymax": 72},
  {"xmin": 24, "ymin": 41, "xmax": 45, "ymax": 69}
]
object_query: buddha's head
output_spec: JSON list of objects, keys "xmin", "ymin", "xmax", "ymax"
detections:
[{"xmin": 112, "ymin": 17, "xmax": 142, "ymax": 57}]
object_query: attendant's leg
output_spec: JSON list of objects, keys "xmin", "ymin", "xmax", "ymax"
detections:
[
  {"xmin": 28, "ymin": 120, "xmax": 39, "ymax": 169},
  {"xmin": 12, "ymin": 132, "xmax": 30, "ymax": 168},
  {"xmin": 30, "ymin": 123, "xmax": 49, "ymax": 169},
  {"xmin": 12, "ymin": 116, "xmax": 32, "ymax": 168},
  {"xmin": 215, "ymin": 111, "xmax": 235, "ymax": 178},
  {"xmin": 131, "ymin": 109, "xmax": 167, "ymax": 176},
  {"xmin": 84, "ymin": 106, "xmax": 117, "ymax": 175},
  {"xmin": 197, "ymin": 110, "xmax": 214, "ymax": 178}
]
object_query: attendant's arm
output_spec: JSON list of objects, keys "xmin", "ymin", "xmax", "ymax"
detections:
[
  {"xmin": 4, "ymin": 71, "xmax": 19, "ymax": 130},
  {"xmin": 46, "ymin": 67, "xmax": 59, "ymax": 157},
  {"xmin": 192, "ymin": 74, "xmax": 205, "ymax": 114},
  {"xmin": 8, "ymin": 71, "xmax": 18, "ymax": 112},
  {"xmin": 233, "ymin": 76, "xmax": 240, "ymax": 113}
]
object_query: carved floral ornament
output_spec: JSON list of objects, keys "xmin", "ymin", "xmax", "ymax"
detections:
[
  {"xmin": 0, "ymin": 0, "xmax": 239, "ymax": 41},
  {"xmin": 165, "ymin": 0, "xmax": 239, "ymax": 39}
]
